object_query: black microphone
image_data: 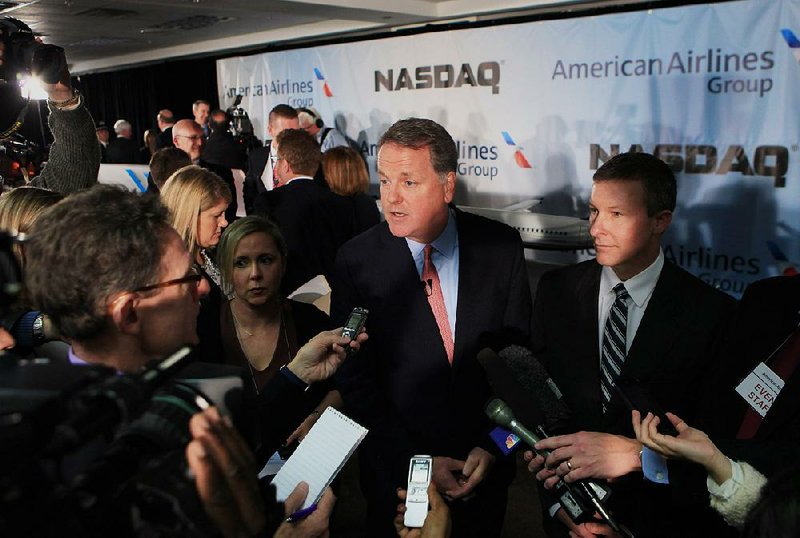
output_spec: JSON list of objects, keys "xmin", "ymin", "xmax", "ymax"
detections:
[{"xmin": 497, "ymin": 345, "xmax": 571, "ymax": 433}]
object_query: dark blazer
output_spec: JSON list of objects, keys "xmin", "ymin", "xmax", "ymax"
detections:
[
  {"xmin": 531, "ymin": 258, "xmax": 736, "ymax": 537},
  {"xmin": 668, "ymin": 275, "xmax": 800, "ymax": 507},
  {"xmin": 254, "ymin": 178, "xmax": 356, "ymax": 296},
  {"xmin": 243, "ymin": 144, "xmax": 271, "ymax": 215},
  {"xmin": 199, "ymin": 159, "xmax": 237, "ymax": 223},
  {"xmin": 106, "ymin": 136, "xmax": 144, "ymax": 164},
  {"xmin": 202, "ymin": 130, "xmax": 247, "ymax": 172},
  {"xmin": 331, "ymin": 210, "xmax": 532, "ymax": 535},
  {"xmin": 155, "ymin": 126, "xmax": 173, "ymax": 149}
]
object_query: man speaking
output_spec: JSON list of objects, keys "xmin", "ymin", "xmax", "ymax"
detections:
[{"xmin": 331, "ymin": 118, "xmax": 531, "ymax": 537}]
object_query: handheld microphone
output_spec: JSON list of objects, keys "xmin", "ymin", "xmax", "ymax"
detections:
[{"xmin": 485, "ymin": 398, "xmax": 626, "ymax": 534}]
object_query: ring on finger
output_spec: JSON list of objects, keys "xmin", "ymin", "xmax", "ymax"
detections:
[{"xmin": 566, "ymin": 460, "xmax": 573, "ymax": 471}]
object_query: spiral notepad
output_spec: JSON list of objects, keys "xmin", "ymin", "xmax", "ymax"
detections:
[{"xmin": 271, "ymin": 407, "xmax": 368, "ymax": 509}]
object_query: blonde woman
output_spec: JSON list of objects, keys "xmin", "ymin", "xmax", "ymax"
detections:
[
  {"xmin": 161, "ymin": 165, "xmax": 232, "ymax": 361},
  {"xmin": 0, "ymin": 186, "xmax": 63, "ymax": 268}
]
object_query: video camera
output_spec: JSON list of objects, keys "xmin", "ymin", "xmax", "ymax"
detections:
[
  {"xmin": 226, "ymin": 94, "xmax": 262, "ymax": 150},
  {"xmin": 1, "ymin": 17, "xmax": 67, "ymax": 141}
]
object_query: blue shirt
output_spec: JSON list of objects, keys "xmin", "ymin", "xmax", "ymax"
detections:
[{"xmin": 405, "ymin": 209, "xmax": 459, "ymax": 339}]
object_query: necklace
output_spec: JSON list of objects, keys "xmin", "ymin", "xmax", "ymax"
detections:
[{"xmin": 230, "ymin": 301, "xmax": 290, "ymax": 394}]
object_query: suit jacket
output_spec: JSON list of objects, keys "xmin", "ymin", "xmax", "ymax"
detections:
[
  {"xmin": 106, "ymin": 136, "xmax": 144, "ymax": 164},
  {"xmin": 331, "ymin": 209, "xmax": 532, "ymax": 470},
  {"xmin": 199, "ymin": 159, "xmax": 237, "ymax": 223},
  {"xmin": 243, "ymin": 144, "xmax": 271, "ymax": 215},
  {"xmin": 667, "ymin": 275, "xmax": 800, "ymax": 510},
  {"xmin": 202, "ymin": 130, "xmax": 247, "ymax": 171},
  {"xmin": 531, "ymin": 258, "xmax": 736, "ymax": 537},
  {"xmin": 155, "ymin": 126, "xmax": 173, "ymax": 149},
  {"xmin": 254, "ymin": 178, "xmax": 357, "ymax": 295}
]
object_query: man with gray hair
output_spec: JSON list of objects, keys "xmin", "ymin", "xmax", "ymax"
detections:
[
  {"xmin": 331, "ymin": 117, "xmax": 532, "ymax": 536},
  {"xmin": 106, "ymin": 119, "xmax": 142, "ymax": 164}
]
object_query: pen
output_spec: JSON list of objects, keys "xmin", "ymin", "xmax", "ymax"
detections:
[{"xmin": 286, "ymin": 503, "xmax": 318, "ymax": 522}]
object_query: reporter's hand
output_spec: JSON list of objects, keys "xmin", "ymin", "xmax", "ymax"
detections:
[
  {"xmin": 286, "ymin": 328, "xmax": 368, "ymax": 384},
  {"xmin": 285, "ymin": 411, "xmax": 321, "ymax": 445},
  {"xmin": 632, "ymin": 410, "xmax": 731, "ymax": 485},
  {"xmin": 394, "ymin": 483, "xmax": 451, "ymax": 538},
  {"xmin": 274, "ymin": 483, "xmax": 336, "ymax": 538},
  {"xmin": 534, "ymin": 431, "xmax": 641, "ymax": 488},
  {"xmin": 555, "ymin": 508, "xmax": 622, "ymax": 538},
  {"xmin": 185, "ymin": 407, "xmax": 267, "ymax": 538}
]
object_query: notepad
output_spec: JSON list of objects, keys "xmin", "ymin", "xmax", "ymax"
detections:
[{"xmin": 271, "ymin": 407, "xmax": 368, "ymax": 509}]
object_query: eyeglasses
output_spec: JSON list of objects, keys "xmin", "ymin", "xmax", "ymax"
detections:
[
  {"xmin": 175, "ymin": 134, "xmax": 203, "ymax": 142},
  {"xmin": 133, "ymin": 266, "xmax": 203, "ymax": 293}
]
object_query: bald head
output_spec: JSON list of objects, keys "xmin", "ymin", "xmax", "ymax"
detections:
[{"xmin": 172, "ymin": 119, "xmax": 204, "ymax": 162}]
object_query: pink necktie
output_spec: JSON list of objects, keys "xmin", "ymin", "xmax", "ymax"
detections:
[{"xmin": 422, "ymin": 245, "xmax": 454, "ymax": 365}]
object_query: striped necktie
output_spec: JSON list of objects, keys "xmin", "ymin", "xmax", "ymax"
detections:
[{"xmin": 601, "ymin": 283, "xmax": 630, "ymax": 412}]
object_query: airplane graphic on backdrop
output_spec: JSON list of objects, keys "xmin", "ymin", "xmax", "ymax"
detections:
[{"xmin": 780, "ymin": 28, "xmax": 800, "ymax": 62}]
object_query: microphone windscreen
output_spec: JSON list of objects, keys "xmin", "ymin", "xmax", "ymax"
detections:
[
  {"xmin": 498, "ymin": 345, "xmax": 572, "ymax": 432},
  {"xmin": 477, "ymin": 347, "xmax": 544, "ymax": 428}
]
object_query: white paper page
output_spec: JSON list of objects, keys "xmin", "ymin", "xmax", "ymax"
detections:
[{"xmin": 271, "ymin": 407, "xmax": 368, "ymax": 509}]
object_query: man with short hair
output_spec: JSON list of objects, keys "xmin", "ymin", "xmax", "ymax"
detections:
[
  {"xmin": 107, "ymin": 119, "xmax": 142, "ymax": 164},
  {"xmin": 148, "ymin": 147, "xmax": 191, "ymax": 193},
  {"xmin": 297, "ymin": 107, "xmax": 348, "ymax": 153},
  {"xmin": 22, "ymin": 185, "xmax": 363, "ymax": 536},
  {"xmin": 173, "ymin": 119, "xmax": 237, "ymax": 221},
  {"xmin": 155, "ymin": 109, "xmax": 175, "ymax": 149},
  {"xmin": 254, "ymin": 128, "xmax": 355, "ymax": 295},
  {"xmin": 243, "ymin": 104, "xmax": 299, "ymax": 214},
  {"xmin": 192, "ymin": 99, "xmax": 211, "ymax": 137},
  {"xmin": 526, "ymin": 152, "xmax": 736, "ymax": 537},
  {"xmin": 96, "ymin": 121, "xmax": 110, "ymax": 163},
  {"xmin": 331, "ymin": 118, "xmax": 532, "ymax": 537}
]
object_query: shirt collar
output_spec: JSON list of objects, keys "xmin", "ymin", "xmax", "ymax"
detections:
[
  {"xmin": 600, "ymin": 249, "xmax": 664, "ymax": 307},
  {"xmin": 405, "ymin": 209, "xmax": 458, "ymax": 259}
]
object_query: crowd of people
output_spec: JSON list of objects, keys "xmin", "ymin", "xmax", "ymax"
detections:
[{"xmin": 1, "ymin": 40, "xmax": 799, "ymax": 538}]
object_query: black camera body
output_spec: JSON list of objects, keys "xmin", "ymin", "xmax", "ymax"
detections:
[{"xmin": 1, "ymin": 17, "xmax": 67, "ymax": 140}]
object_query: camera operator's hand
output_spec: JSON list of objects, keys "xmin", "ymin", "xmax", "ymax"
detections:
[
  {"xmin": 186, "ymin": 406, "xmax": 268, "ymax": 538},
  {"xmin": 286, "ymin": 328, "xmax": 368, "ymax": 385}
]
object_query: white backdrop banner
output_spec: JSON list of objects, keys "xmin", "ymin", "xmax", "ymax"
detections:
[{"xmin": 217, "ymin": 0, "xmax": 800, "ymax": 296}]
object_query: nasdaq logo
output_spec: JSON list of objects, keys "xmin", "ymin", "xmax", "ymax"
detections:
[
  {"xmin": 374, "ymin": 62, "xmax": 500, "ymax": 94},
  {"xmin": 590, "ymin": 144, "xmax": 789, "ymax": 187}
]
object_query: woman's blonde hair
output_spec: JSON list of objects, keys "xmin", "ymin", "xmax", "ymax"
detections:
[
  {"xmin": 0, "ymin": 187, "xmax": 63, "ymax": 266},
  {"xmin": 217, "ymin": 216, "xmax": 287, "ymax": 298},
  {"xmin": 322, "ymin": 146, "xmax": 370, "ymax": 196},
  {"xmin": 160, "ymin": 165, "xmax": 231, "ymax": 257}
]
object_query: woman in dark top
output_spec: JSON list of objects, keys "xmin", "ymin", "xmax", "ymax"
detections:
[
  {"xmin": 161, "ymin": 165, "xmax": 231, "ymax": 363},
  {"xmin": 322, "ymin": 146, "xmax": 380, "ymax": 234},
  {"xmin": 216, "ymin": 216, "xmax": 342, "ymax": 443}
]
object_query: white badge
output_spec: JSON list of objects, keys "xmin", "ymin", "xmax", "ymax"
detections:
[{"xmin": 734, "ymin": 362, "xmax": 785, "ymax": 417}]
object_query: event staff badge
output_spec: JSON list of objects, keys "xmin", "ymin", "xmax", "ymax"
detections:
[{"xmin": 734, "ymin": 362, "xmax": 784, "ymax": 417}]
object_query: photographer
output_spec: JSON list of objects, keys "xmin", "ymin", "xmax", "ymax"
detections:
[{"xmin": 1, "ymin": 19, "xmax": 99, "ymax": 194}]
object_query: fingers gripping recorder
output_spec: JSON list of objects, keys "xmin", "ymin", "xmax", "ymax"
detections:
[
  {"xmin": 485, "ymin": 399, "xmax": 632, "ymax": 536},
  {"xmin": 404, "ymin": 455, "xmax": 433, "ymax": 528}
]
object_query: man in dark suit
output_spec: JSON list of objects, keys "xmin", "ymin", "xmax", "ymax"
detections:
[
  {"xmin": 243, "ymin": 104, "xmax": 299, "ymax": 214},
  {"xmin": 526, "ymin": 152, "xmax": 736, "ymax": 537},
  {"xmin": 253, "ymin": 128, "xmax": 355, "ymax": 296},
  {"xmin": 202, "ymin": 109, "xmax": 247, "ymax": 172},
  {"xmin": 331, "ymin": 118, "xmax": 532, "ymax": 537},
  {"xmin": 154, "ymin": 109, "xmax": 175, "ymax": 149},
  {"xmin": 173, "ymin": 119, "xmax": 238, "ymax": 222},
  {"xmin": 106, "ymin": 119, "xmax": 143, "ymax": 164}
]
